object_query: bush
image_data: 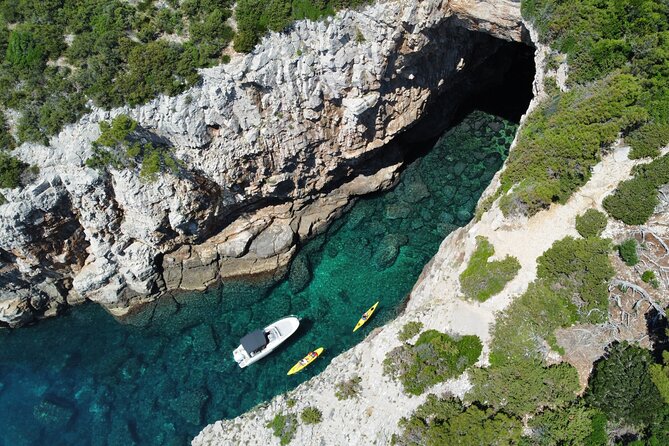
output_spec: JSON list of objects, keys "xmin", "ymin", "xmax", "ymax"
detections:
[
  {"xmin": 300, "ymin": 406, "xmax": 322, "ymax": 424},
  {"xmin": 459, "ymin": 236, "xmax": 521, "ymax": 301},
  {"xmin": 618, "ymin": 239, "xmax": 639, "ymax": 266},
  {"xmin": 489, "ymin": 236, "xmax": 614, "ymax": 365},
  {"xmin": 384, "ymin": 330, "xmax": 482, "ymax": 395},
  {"xmin": 469, "ymin": 359, "xmax": 580, "ymax": 417},
  {"xmin": 394, "ymin": 395, "xmax": 522, "ymax": 446},
  {"xmin": 498, "ymin": 74, "xmax": 648, "ymax": 217},
  {"xmin": 266, "ymin": 412, "xmax": 297, "ymax": 445},
  {"xmin": 0, "ymin": 152, "xmax": 27, "ymax": 189},
  {"xmin": 575, "ymin": 209, "xmax": 607, "ymax": 238},
  {"xmin": 528, "ymin": 404, "xmax": 606, "ymax": 446},
  {"xmin": 537, "ymin": 236, "xmax": 614, "ymax": 321},
  {"xmin": 335, "ymin": 375, "xmax": 362, "ymax": 401},
  {"xmin": 604, "ymin": 154, "xmax": 669, "ymax": 225},
  {"xmin": 398, "ymin": 321, "xmax": 423, "ymax": 342},
  {"xmin": 586, "ymin": 342, "xmax": 664, "ymax": 427},
  {"xmin": 86, "ymin": 115, "xmax": 180, "ymax": 181},
  {"xmin": 627, "ymin": 122, "xmax": 669, "ymax": 159},
  {"xmin": 641, "ymin": 270, "xmax": 660, "ymax": 289}
]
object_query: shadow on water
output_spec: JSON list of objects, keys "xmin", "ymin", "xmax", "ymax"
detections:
[{"xmin": 0, "ymin": 111, "xmax": 520, "ymax": 445}]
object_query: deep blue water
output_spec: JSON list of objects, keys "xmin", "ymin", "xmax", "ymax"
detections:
[{"xmin": 0, "ymin": 111, "xmax": 516, "ymax": 446}]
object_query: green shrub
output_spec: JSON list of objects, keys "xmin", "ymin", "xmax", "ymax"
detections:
[
  {"xmin": 498, "ymin": 74, "xmax": 648, "ymax": 217},
  {"xmin": 0, "ymin": 152, "xmax": 26, "ymax": 189},
  {"xmin": 393, "ymin": 395, "xmax": 522, "ymax": 446},
  {"xmin": 489, "ymin": 235, "xmax": 614, "ymax": 365},
  {"xmin": 490, "ymin": 282, "xmax": 577, "ymax": 365},
  {"xmin": 641, "ymin": 270, "xmax": 659, "ymax": 289},
  {"xmin": 398, "ymin": 321, "xmax": 423, "ymax": 342},
  {"xmin": 459, "ymin": 236, "xmax": 521, "ymax": 302},
  {"xmin": 528, "ymin": 404, "xmax": 606, "ymax": 446},
  {"xmin": 604, "ymin": 154, "xmax": 669, "ymax": 225},
  {"xmin": 383, "ymin": 330, "xmax": 482, "ymax": 395},
  {"xmin": 575, "ymin": 209, "xmax": 607, "ymax": 238},
  {"xmin": 537, "ymin": 236, "xmax": 614, "ymax": 321},
  {"xmin": 300, "ymin": 406, "xmax": 322, "ymax": 424},
  {"xmin": 650, "ymin": 351, "xmax": 669, "ymax": 404},
  {"xmin": 627, "ymin": 122, "xmax": 669, "ymax": 159},
  {"xmin": 469, "ymin": 359, "xmax": 580, "ymax": 417},
  {"xmin": 335, "ymin": 375, "xmax": 362, "ymax": 401},
  {"xmin": 266, "ymin": 412, "xmax": 297, "ymax": 445},
  {"xmin": 586, "ymin": 342, "xmax": 664, "ymax": 427},
  {"xmin": 618, "ymin": 239, "xmax": 639, "ymax": 266},
  {"xmin": 86, "ymin": 115, "xmax": 180, "ymax": 181},
  {"xmin": 286, "ymin": 398, "xmax": 296, "ymax": 408}
]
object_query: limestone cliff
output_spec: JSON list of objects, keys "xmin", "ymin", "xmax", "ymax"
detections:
[{"xmin": 0, "ymin": 0, "xmax": 527, "ymax": 326}]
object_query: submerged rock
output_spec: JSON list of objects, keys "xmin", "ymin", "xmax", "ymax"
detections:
[
  {"xmin": 33, "ymin": 398, "xmax": 74, "ymax": 425},
  {"xmin": 374, "ymin": 234, "xmax": 409, "ymax": 270},
  {"xmin": 289, "ymin": 253, "xmax": 312, "ymax": 294}
]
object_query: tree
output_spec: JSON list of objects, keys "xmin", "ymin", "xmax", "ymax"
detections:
[
  {"xmin": 468, "ymin": 360, "xmax": 579, "ymax": 417},
  {"xmin": 0, "ymin": 152, "xmax": 26, "ymax": 188},
  {"xmin": 537, "ymin": 236, "xmax": 614, "ymax": 321},
  {"xmin": 394, "ymin": 395, "xmax": 522, "ymax": 446},
  {"xmin": 650, "ymin": 350, "xmax": 669, "ymax": 404},
  {"xmin": 528, "ymin": 404, "xmax": 606, "ymax": 446},
  {"xmin": 586, "ymin": 342, "xmax": 664, "ymax": 427},
  {"xmin": 5, "ymin": 29, "xmax": 45, "ymax": 72}
]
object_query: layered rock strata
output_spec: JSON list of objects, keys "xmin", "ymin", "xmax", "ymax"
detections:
[{"xmin": 0, "ymin": 0, "xmax": 528, "ymax": 326}]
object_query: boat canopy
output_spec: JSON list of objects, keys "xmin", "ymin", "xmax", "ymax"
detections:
[{"xmin": 240, "ymin": 329, "xmax": 267, "ymax": 354}]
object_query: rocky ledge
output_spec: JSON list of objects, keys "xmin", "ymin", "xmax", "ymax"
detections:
[{"xmin": 0, "ymin": 0, "xmax": 528, "ymax": 326}]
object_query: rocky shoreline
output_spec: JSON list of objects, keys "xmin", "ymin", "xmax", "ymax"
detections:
[{"xmin": 0, "ymin": 0, "xmax": 530, "ymax": 326}]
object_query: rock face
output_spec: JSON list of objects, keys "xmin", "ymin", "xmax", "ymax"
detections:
[{"xmin": 0, "ymin": 0, "xmax": 528, "ymax": 326}]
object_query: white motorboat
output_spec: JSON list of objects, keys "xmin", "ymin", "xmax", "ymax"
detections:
[{"xmin": 233, "ymin": 316, "xmax": 300, "ymax": 368}]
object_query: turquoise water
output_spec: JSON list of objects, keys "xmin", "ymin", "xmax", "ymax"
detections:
[{"xmin": 0, "ymin": 111, "xmax": 516, "ymax": 446}]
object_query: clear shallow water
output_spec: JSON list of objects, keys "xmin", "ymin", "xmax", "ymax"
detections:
[{"xmin": 0, "ymin": 111, "xmax": 516, "ymax": 446}]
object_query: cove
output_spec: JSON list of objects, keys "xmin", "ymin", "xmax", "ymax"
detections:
[{"xmin": 0, "ymin": 111, "xmax": 517, "ymax": 446}]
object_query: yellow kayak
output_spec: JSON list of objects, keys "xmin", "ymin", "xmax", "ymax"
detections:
[
  {"xmin": 353, "ymin": 301, "xmax": 379, "ymax": 332},
  {"xmin": 287, "ymin": 347, "xmax": 324, "ymax": 375}
]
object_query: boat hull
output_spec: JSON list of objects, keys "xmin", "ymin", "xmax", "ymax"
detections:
[{"xmin": 233, "ymin": 316, "xmax": 300, "ymax": 368}]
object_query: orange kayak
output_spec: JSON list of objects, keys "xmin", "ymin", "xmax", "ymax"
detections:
[{"xmin": 287, "ymin": 347, "xmax": 324, "ymax": 375}]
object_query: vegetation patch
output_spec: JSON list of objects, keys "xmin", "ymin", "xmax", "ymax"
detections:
[
  {"xmin": 383, "ymin": 330, "xmax": 481, "ymax": 395},
  {"xmin": 527, "ymin": 404, "xmax": 607, "ymax": 446},
  {"xmin": 334, "ymin": 375, "xmax": 362, "ymax": 401},
  {"xmin": 498, "ymin": 0, "xmax": 669, "ymax": 217},
  {"xmin": 266, "ymin": 412, "xmax": 297, "ymax": 446},
  {"xmin": 392, "ymin": 395, "xmax": 522, "ymax": 446},
  {"xmin": 575, "ymin": 209, "xmax": 608, "ymax": 238},
  {"xmin": 0, "ymin": 151, "xmax": 27, "ymax": 189},
  {"xmin": 498, "ymin": 73, "xmax": 647, "ymax": 216},
  {"xmin": 617, "ymin": 239, "xmax": 639, "ymax": 267},
  {"xmin": 86, "ymin": 115, "xmax": 180, "ymax": 181},
  {"xmin": 459, "ymin": 236, "xmax": 520, "ymax": 302},
  {"xmin": 469, "ymin": 359, "xmax": 579, "ymax": 417},
  {"xmin": 300, "ymin": 406, "xmax": 322, "ymax": 425},
  {"xmin": 586, "ymin": 342, "xmax": 665, "ymax": 428},
  {"xmin": 626, "ymin": 122, "xmax": 669, "ymax": 159},
  {"xmin": 398, "ymin": 321, "xmax": 423, "ymax": 342},
  {"xmin": 234, "ymin": 0, "xmax": 371, "ymax": 53},
  {"xmin": 642, "ymin": 270, "xmax": 659, "ymax": 289},
  {"xmin": 604, "ymin": 154, "xmax": 669, "ymax": 225},
  {"xmin": 0, "ymin": 0, "xmax": 237, "ymax": 143},
  {"xmin": 487, "ymin": 236, "xmax": 614, "ymax": 375}
]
